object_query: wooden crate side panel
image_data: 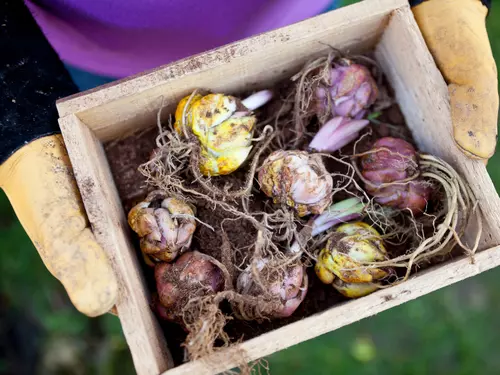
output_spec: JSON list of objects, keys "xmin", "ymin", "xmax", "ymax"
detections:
[
  {"xmin": 59, "ymin": 115, "xmax": 172, "ymax": 375},
  {"xmin": 56, "ymin": 0, "xmax": 406, "ymax": 142},
  {"xmin": 164, "ymin": 246, "xmax": 500, "ymax": 375},
  {"xmin": 374, "ymin": 8, "xmax": 500, "ymax": 249}
]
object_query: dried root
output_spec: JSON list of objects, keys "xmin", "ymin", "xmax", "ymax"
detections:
[
  {"xmin": 354, "ymin": 154, "xmax": 479, "ymax": 282},
  {"xmin": 179, "ymin": 248, "xmax": 265, "ymax": 374},
  {"xmin": 182, "ymin": 290, "xmax": 273, "ymax": 375},
  {"xmin": 139, "ymin": 108, "xmax": 276, "ymax": 234},
  {"xmin": 188, "ymin": 125, "xmax": 276, "ymax": 200},
  {"xmin": 291, "ymin": 53, "xmax": 337, "ymax": 145},
  {"xmin": 179, "ymin": 225, "xmax": 306, "ymax": 372}
]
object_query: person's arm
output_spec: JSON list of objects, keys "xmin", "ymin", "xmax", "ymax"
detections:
[
  {"xmin": 411, "ymin": 0, "xmax": 498, "ymax": 160},
  {"xmin": 0, "ymin": 0, "xmax": 117, "ymax": 317}
]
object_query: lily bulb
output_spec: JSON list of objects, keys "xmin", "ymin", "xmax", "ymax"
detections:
[
  {"xmin": 370, "ymin": 180, "xmax": 432, "ymax": 216},
  {"xmin": 155, "ymin": 251, "xmax": 225, "ymax": 323},
  {"xmin": 315, "ymin": 60, "xmax": 378, "ymax": 120},
  {"xmin": 128, "ymin": 190, "xmax": 196, "ymax": 263},
  {"xmin": 174, "ymin": 90, "xmax": 273, "ymax": 176},
  {"xmin": 361, "ymin": 137, "xmax": 432, "ymax": 215},
  {"xmin": 236, "ymin": 258, "xmax": 308, "ymax": 318},
  {"xmin": 309, "ymin": 116, "xmax": 370, "ymax": 153},
  {"xmin": 315, "ymin": 222, "xmax": 392, "ymax": 297},
  {"xmin": 258, "ymin": 150, "xmax": 333, "ymax": 217},
  {"xmin": 361, "ymin": 137, "xmax": 418, "ymax": 182}
]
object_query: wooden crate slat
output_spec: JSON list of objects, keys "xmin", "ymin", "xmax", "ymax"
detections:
[{"xmin": 59, "ymin": 114, "xmax": 172, "ymax": 375}]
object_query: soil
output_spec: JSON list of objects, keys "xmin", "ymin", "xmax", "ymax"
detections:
[
  {"xmin": 105, "ymin": 128, "xmax": 158, "ymax": 213},
  {"xmin": 103, "ymin": 88, "xmax": 453, "ymax": 366}
]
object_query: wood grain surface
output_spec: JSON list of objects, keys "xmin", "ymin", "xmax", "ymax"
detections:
[{"xmin": 59, "ymin": 114, "xmax": 172, "ymax": 375}]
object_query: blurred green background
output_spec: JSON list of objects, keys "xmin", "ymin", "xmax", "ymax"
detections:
[{"xmin": 2, "ymin": 1, "xmax": 500, "ymax": 374}]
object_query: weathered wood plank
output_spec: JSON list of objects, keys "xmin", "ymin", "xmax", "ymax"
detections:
[{"xmin": 59, "ymin": 114, "xmax": 172, "ymax": 375}]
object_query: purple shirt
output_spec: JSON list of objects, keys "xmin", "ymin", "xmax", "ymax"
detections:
[{"xmin": 26, "ymin": 0, "xmax": 331, "ymax": 78}]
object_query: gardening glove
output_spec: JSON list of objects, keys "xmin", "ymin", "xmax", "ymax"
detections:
[
  {"xmin": 0, "ymin": 136, "xmax": 118, "ymax": 317},
  {"xmin": 0, "ymin": 1, "xmax": 118, "ymax": 317},
  {"xmin": 412, "ymin": 0, "xmax": 498, "ymax": 160}
]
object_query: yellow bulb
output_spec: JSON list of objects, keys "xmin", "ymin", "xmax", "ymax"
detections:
[
  {"xmin": 315, "ymin": 221, "xmax": 390, "ymax": 287},
  {"xmin": 336, "ymin": 222, "xmax": 386, "ymax": 255},
  {"xmin": 205, "ymin": 116, "xmax": 255, "ymax": 152},
  {"xmin": 315, "ymin": 261, "xmax": 335, "ymax": 285},
  {"xmin": 174, "ymin": 93, "xmax": 203, "ymax": 135},
  {"xmin": 174, "ymin": 92, "xmax": 255, "ymax": 176},
  {"xmin": 332, "ymin": 279, "xmax": 380, "ymax": 298},
  {"xmin": 190, "ymin": 94, "xmax": 237, "ymax": 138}
]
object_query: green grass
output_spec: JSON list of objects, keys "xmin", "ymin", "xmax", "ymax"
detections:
[{"xmin": 2, "ymin": 1, "xmax": 500, "ymax": 374}]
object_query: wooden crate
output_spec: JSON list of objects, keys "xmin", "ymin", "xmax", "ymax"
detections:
[{"xmin": 56, "ymin": 0, "xmax": 500, "ymax": 374}]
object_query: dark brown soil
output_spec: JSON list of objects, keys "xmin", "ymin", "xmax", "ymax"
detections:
[
  {"xmin": 104, "ymin": 92, "xmax": 445, "ymax": 367},
  {"xmin": 104, "ymin": 128, "xmax": 158, "ymax": 213}
]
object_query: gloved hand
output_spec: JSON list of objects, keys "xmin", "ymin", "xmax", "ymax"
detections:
[
  {"xmin": 412, "ymin": 0, "xmax": 498, "ymax": 160},
  {"xmin": 0, "ymin": 136, "xmax": 118, "ymax": 317},
  {"xmin": 1, "ymin": 0, "xmax": 117, "ymax": 317}
]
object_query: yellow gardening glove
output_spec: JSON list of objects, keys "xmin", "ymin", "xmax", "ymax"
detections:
[
  {"xmin": 0, "ymin": 135, "xmax": 118, "ymax": 317},
  {"xmin": 412, "ymin": 0, "xmax": 498, "ymax": 160}
]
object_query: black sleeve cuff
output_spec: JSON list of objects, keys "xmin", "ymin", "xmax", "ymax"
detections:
[
  {"xmin": 0, "ymin": 0, "xmax": 78, "ymax": 164},
  {"xmin": 410, "ymin": 0, "xmax": 491, "ymax": 9}
]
